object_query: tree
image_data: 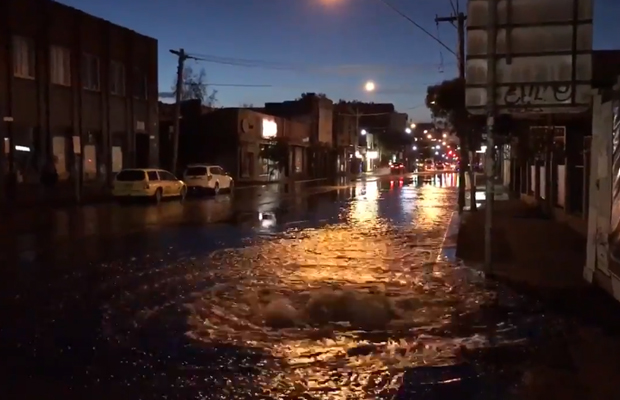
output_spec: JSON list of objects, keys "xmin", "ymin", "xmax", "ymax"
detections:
[
  {"xmin": 426, "ymin": 78, "xmax": 483, "ymax": 212},
  {"xmin": 259, "ymin": 137, "xmax": 290, "ymax": 179},
  {"xmin": 172, "ymin": 66, "xmax": 218, "ymax": 107}
]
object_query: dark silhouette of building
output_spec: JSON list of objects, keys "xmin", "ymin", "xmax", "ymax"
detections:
[
  {"xmin": 0, "ymin": 0, "xmax": 158, "ymax": 201},
  {"xmin": 264, "ymin": 94, "xmax": 334, "ymax": 178},
  {"xmin": 159, "ymin": 101, "xmax": 311, "ymax": 182}
]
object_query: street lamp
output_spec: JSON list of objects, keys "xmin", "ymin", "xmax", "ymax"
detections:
[
  {"xmin": 423, "ymin": 130, "xmax": 428, "ymax": 134},
  {"xmin": 405, "ymin": 128, "xmax": 411, "ymax": 134},
  {"xmin": 442, "ymin": 133, "xmax": 447, "ymax": 138},
  {"xmin": 410, "ymin": 123, "xmax": 416, "ymax": 129},
  {"xmin": 412, "ymin": 145, "xmax": 417, "ymax": 150},
  {"xmin": 427, "ymin": 134, "xmax": 432, "ymax": 139},
  {"xmin": 364, "ymin": 81, "xmax": 375, "ymax": 92},
  {"xmin": 361, "ymin": 129, "xmax": 367, "ymax": 135}
]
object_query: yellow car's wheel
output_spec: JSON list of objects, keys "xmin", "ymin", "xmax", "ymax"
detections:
[{"xmin": 153, "ymin": 188, "xmax": 163, "ymax": 204}]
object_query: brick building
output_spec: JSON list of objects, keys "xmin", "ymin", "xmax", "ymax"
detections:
[{"xmin": 0, "ymin": 0, "xmax": 158, "ymax": 200}]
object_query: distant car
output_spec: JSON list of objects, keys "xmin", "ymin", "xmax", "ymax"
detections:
[
  {"xmin": 112, "ymin": 168, "xmax": 186, "ymax": 203},
  {"xmin": 390, "ymin": 162, "xmax": 405, "ymax": 174},
  {"xmin": 424, "ymin": 159, "xmax": 434, "ymax": 171},
  {"xmin": 183, "ymin": 164, "xmax": 234, "ymax": 195},
  {"xmin": 435, "ymin": 161, "xmax": 444, "ymax": 170}
]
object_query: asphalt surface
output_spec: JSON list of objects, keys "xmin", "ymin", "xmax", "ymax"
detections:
[{"xmin": 0, "ymin": 174, "xmax": 565, "ymax": 399}]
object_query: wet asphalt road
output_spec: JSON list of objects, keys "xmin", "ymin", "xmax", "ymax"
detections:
[{"xmin": 0, "ymin": 174, "xmax": 565, "ymax": 399}]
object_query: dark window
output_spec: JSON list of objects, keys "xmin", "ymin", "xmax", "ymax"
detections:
[
  {"xmin": 13, "ymin": 36, "xmax": 35, "ymax": 79},
  {"xmin": 110, "ymin": 61, "xmax": 125, "ymax": 95},
  {"xmin": 147, "ymin": 171, "xmax": 159, "ymax": 181},
  {"xmin": 209, "ymin": 167, "xmax": 223, "ymax": 175},
  {"xmin": 185, "ymin": 166, "xmax": 207, "ymax": 176},
  {"xmin": 82, "ymin": 53, "xmax": 100, "ymax": 91},
  {"xmin": 159, "ymin": 171, "xmax": 177, "ymax": 181},
  {"xmin": 116, "ymin": 169, "xmax": 146, "ymax": 181}
]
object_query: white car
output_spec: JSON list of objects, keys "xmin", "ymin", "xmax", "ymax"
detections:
[{"xmin": 183, "ymin": 164, "xmax": 233, "ymax": 195}]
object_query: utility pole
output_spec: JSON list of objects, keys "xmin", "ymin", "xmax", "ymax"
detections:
[
  {"xmin": 435, "ymin": 12, "xmax": 467, "ymax": 213},
  {"xmin": 169, "ymin": 48, "xmax": 189, "ymax": 175},
  {"xmin": 484, "ymin": 0, "xmax": 498, "ymax": 272}
]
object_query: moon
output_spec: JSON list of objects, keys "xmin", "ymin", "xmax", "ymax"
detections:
[{"xmin": 364, "ymin": 81, "xmax": 375, "ymax": 92}]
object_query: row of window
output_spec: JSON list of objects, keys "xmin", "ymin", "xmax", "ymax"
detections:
[{"xmin": 12, "ymin": 36, "xmax": 148, "ymax": 98}]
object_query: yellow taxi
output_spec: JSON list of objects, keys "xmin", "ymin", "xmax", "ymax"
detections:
[{"xmin": 112, "ymin": 168, "xmax": 187, "ymax": 203}]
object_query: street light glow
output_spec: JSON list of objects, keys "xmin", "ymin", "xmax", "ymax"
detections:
[
  {"xmin": 364, "ymin": 81, "xmax": 375, "ymax": 92},
  {"xmin": 405, "ymin": 128, "xmax": 411, "ymax": 134},
  {"xmin": 443, "ymin": 133, "xmax": 447, "ymax": 138},
  {"xmin": 410, "ymin": 123, "xmax": 416, "ymax": 129},
  {"xmin": 412, "ymin": 145, "xmax": 417, "ymax": 150},
  {"xmin": 427, "ymin": 134, "xmax": 432, "ymax": 139},
  {"xmin": 361, "ymin": 129, "xmax": 367, "ymax": 135},
  {"xmin": 423, "ymin": 130, "xmax": 428, "ymax": 134}
]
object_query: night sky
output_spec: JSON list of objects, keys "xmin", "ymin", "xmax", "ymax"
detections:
[{"xmin": 61, "ymin": 0, "xmax": 620, "ymax": 122}]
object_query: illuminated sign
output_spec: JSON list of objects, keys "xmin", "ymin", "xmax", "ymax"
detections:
[
  {"xmin": 262, "ymin": 119, "xmax": 277, "ymax": 138},
  {"xmin": 367, "ymin": 151, "xmax": 378, "ymax": 159}
]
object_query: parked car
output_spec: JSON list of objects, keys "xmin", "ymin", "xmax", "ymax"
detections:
[
  {"xmin": 183, "ymin": 164, "xmax": 234, "ymax": 195},
  {"xmin": 424, "ymin": 159, "xmax": 434, "ymax": 171},
  {"xmin": 390, "ymin": 162, "xmax": 405, "ymax": 174},
  {"xmin": 435, "ymin": 161, "xmax": 444, "ymax": 170},
  {"xmin": 112, "ymin": 168, "xmax": 186, "ymax": 203}
]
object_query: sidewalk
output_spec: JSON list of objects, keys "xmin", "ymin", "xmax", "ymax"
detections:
[{"xmin": 457, "ymin": 200, "xmax": 620, "ymax": 400}]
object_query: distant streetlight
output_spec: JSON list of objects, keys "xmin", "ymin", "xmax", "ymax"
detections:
[
  {"xmin": 426, "ymin": 134, "xmax": 432, "ymax": 139},
  {"xmin": 442, "ymin": 141, "xmax": 446, "ymax": 145},
  {"xmin": 405, "ymin": 128, "xmax": 411, "ymax": 134},
  {"xmin": 412, "ymin": 145, "xmax": 417, "ymax": 150},
  {"xmin": 435, "ymin": 151, "xmax": 439, "ymax": 155},
  {"xmin": 423, "ymin": 130, "xmax": 428, "ymax": 134},
  {"xmin": 361, "ymin": 129, "xmax": 367, "ymax": 135},
  {"xmin": 364, "ymin": 81, "xmax": 375, "ymax": 92},
  {"xmin": 410, "ymin": 123, "xmax": 416, "ymax": 129},
  {"xmin": 442, "ymin": 133, "xmax": 447, "ymax": 138}
]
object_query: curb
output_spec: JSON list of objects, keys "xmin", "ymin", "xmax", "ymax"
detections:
[{"xmin": 437, "ymin": 210, "xmax": 461, "ymax": 262}]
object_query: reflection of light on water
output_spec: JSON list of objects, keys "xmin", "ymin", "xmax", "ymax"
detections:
[
  {"xmin": 183, "ymin": 221, "xmax": 499, "ymax": 398},
  {"xmin": 258, "ymin": 212, "xmax": 276, "ymax": 229},
  {"xmin": 350, "ymin": 181, "xmax": 379, "ymax": 224},
  {"xmin": 418, "ymin": 185, "xmax": 442, "ymax": 223}
]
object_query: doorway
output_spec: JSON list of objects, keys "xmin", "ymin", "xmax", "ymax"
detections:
[{"xmin": 135, "ymin": 133, "xmax": 150, "ymax": 168}]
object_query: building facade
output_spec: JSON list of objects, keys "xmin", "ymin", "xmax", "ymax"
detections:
[
  {"xmin": 169, "ymin": 107, "xmax": 311, "ymax": 182},
  {"xmin": 332, "ymin": 104, "xmax": 359, "ymax": 174},
  {"xmin": 265, "ymin": 94, "xmax": 334, "ymax": 178},
  {"xmin": 0, "ymin": 0, "xmax": 158, "ymax": 199}
]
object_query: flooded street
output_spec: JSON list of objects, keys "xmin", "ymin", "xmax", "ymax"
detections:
[{"xmin": 0, "ymin": 174, "xmax": 563, "ymax": 399}]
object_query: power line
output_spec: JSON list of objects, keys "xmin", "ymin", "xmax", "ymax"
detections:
[
  {"xmin": 186, "ymin": 52, "xmax": 450, "ymax": 75},
  {"xmin": 375, "ymin": 0, "xmax": 457, "ymax": 57}
]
